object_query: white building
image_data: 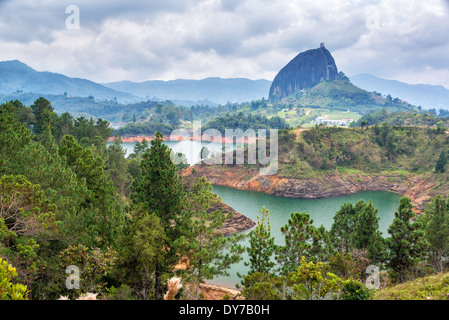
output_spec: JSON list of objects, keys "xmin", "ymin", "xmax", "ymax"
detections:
[{"xmin": 312, "ymin": 117, "xmax": 353, "ymax": 127}]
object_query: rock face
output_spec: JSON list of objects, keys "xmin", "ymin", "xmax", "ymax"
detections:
[
  {"xmin": 269, "ymin": 44, "xmax": 338, "ymax": 101},
  {"xmin": 181, "ymin": 168, "xmax": 256, "ymax": 235},
  {"xmin": 186, "ymin": 165, "xmax": 435, "ymax": 213}
]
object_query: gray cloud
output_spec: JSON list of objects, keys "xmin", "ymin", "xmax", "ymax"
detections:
[{"xmin": 0, "ymin": 0, "xmax": 448, "ymax": 89}]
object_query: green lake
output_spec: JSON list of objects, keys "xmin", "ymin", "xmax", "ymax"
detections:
[
  {"xmin": 209, "ymin": 185, "xmax": 403, "ymax": 288},
  {"xmin": 114, "ymin": 141, "xmax": 403, "ymax": 289}
]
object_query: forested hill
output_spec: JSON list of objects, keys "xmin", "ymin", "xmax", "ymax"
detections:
[{"xmin": 277, "ymin": 79, "xmax": 417, "ymax": 114}]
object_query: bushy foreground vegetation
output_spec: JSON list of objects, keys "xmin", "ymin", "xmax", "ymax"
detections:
[{"xmin": 0, "ymin": 98, "xmax": 246, "ymax": 300}]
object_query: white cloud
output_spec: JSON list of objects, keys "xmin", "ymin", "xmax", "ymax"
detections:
[{"xmin": 0, "ymin": 0, "xmax": 448, "ymax": 89}]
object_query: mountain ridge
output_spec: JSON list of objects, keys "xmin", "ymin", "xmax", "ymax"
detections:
[
  {"xmin": 350, "ymin": 73, "xmax": 449, "ymax": 110},
  {"xmin": 2, "ymin": 59, "xmax": 449, "ymax": 112},
  {"xmin": 0, "ymin": 60, "xmax": 137, "ymax": 103},
  {"xmin": 103, "ymin": 77, "xmax": 271, "ymax": 105}
]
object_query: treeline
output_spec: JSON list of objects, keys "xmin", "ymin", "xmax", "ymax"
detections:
[
  {"xmin": 1, "ymin": 97, "xmax": 112, "ymax": 142},
  {"xmin": 115, "ymin": 107, "xmax": 288, "ymax": 138},
  {"xmin": 114, "ymin": 101, "xmax": 245, "ymax": 136},
  {"xmin": 0, "ymin": 98, "xmax": 246, "ymax": 300},
  {"xmin": 239, "ymin": 195, "xmax": 447, "ymax": 300},
  {"xmin": 202, "ymin": 112, "xmax": 288, "ymax": 135},
  {"xmin": 351, "ymin": 108, "xmax": 449, "ymax": 128},
  {"xmin": 113, "ymin": 122, "xmax": 176, "ymax": 137}
]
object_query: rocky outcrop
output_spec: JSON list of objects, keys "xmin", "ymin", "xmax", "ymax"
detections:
[
  {"xmin": 183, "ymin": 165, "xmax": 435, "ymax": 213},
  {"xmin": 269, "ymin": 44, "xmax": 338, "ymax": 101},
  {"xmin": 199, "ymin": 283, "xmax": 242, "ymax": 300},
  {"xmin": 181, "ymin": 169, "xmax": 256, "ymax": 235},
  {"xmin": 214, "ymin": 202, "xmax": 256, "ymax": 236}
]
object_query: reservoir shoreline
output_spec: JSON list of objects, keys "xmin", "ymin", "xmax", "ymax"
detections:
[{"xmin": 114, "ymin": 139, "xmax": 436, "ymax": 298}]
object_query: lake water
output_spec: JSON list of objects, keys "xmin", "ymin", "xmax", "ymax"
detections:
[
  {"xmin": 209, "ymin": 185, "xmax": 402, "ymax": 288},
  {"xmin": 113, "ymin": 141, "xmax": 403, "ymax": 289},
  {"xmin": 113, "ymin": 141, "xmax": 235, "ymax": 165}
]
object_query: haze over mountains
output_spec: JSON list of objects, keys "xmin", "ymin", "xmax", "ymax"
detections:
[
  {"xmin": 103, "ymin": 77, "xmax": 271, "ymax": 105},
  {"xmin": 0, "ymin": 60, "xmax": 270, "ymax": 105},
  {"xmin": 350, "ymin": 74, "xmax": 449, "ymax": 110},
  {"xmin": 0, "ymin": 60, "xmax": 137, "ymax": 103},
  {"xmin": 1, "ymin": 59, "xmax": 449, "ymax": 111}
]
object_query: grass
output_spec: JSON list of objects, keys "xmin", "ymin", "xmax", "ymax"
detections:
[
  {"xmin": 375, "ymin": 272, "xmax": 449, "ymax": 300},
  {"xmin": 324, "ymin": 110, "xmax": 362, "ymax": 121},
  {"xmin": 336, "ymin": 167, "xmax": 363, "ymax": 174}
]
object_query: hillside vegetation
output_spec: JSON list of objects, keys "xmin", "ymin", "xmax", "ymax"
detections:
[
  {"xmin": 375, "ymin": 272, "xmax": 449, "ymax": 300},
  {"xmin": 272, "ymin": 124, "xmax": 449, "ymax": 179},
  {"xmin": 281, "ymin": 80, "xmax": 416, "ymax": 112}
]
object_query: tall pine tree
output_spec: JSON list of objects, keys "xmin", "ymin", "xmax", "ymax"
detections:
[
  {"xmin": 386, "ymin": 197, "xmax": 428, "ymax": 283},
  {"xmin": 425, "ymin": 196, "xmax": 449, "ymax": 273},
  {"xmin": 244, "ymin": 206, "xmax": 275, "ymax": 275},
  {"xmin": 435, "ymin": 150, "xmax": 447, "ymax": 173},
  {"xmin": 352, "ymin": 200, "xmax": 387, "ymax": 264},
  {"xmin": 129, "ymin": 131, "xmax": 186, "ymax": 300},
  {"xmin": 275, "ymin": 212, "xmax": 322, "ymax": 275},
  {"xmin": 175, "ymin": 177, "xmax": 244, "ymax": 299}
]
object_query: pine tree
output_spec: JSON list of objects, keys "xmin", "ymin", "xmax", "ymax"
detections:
[
  {"xmin": 30, "ymin": 97, "xmax": 56, "ymax": 136},
  {"xmin": 58, "ymin": 134, "xmax": 124, "ymax": 247},
  {"xmin": 275, "ymin": 212, "xmax": 322, "ymax": 275},
  {"xmin": 40, "ymin": 124, "xmax": 57, "ymax": 154},
  {"xmin": 386, "ymin": 197, "xmax": 428, "ymax": 283},
  {"xmin": 435, "ymin": 150, "xmax": 447, "ymax": 173},
  {"xmin": 244, "ymin": 206, "xmax": 275, "ymax": 275},
  {"xmin": 425, "ymin": 196, "xmax": 449, "ymax": 273},
  {"xmin": 329, "ymin": 202, "xmax": 358, "ymax": 254},
  {"xmin": 129, "ymin": 131, "xmax": 186, "ymax": 300},
  {"xmin": 352, "ymin": 200, "xmax": 387, "ymax": 264},
  {"xmin": 130, "ymin": 131, "xmax": 184, "ymax": 227},
  {"xmin": 175, "ymin": 177, "xmax": 244, "ymax": 299},
  {"xmin": 105, "ymin": 135, "xmax": 130, "ymax": 195},
  {"xmin": 0, "ymin": 109, "xmax": 33, "ymax": 175}
]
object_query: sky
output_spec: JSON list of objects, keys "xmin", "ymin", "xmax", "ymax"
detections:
[{"xmin": 0, "ymin": 0, "xmax": 449, "ymax": 88}]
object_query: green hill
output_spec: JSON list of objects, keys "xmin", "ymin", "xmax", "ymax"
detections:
[
  {"xmin": 235, "ymin": 80, "xmax": 418, "ymax": 128},
  {"xmin": 283, "ymin": 80, "xmax": 417, "ymax": 113}
]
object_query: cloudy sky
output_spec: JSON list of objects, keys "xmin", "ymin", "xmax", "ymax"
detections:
[{"xmin": 1, "ymin": 0, "xmax": 449, "ymax": 88}]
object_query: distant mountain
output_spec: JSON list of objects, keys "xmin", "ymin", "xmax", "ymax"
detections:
[
  {"xmin": 103, "ymin": 77, "xmax": 271, "ymax": 105},
  {"xmin": 0, "ymin": 60, "xmax": 137, "ymax": 103},
  {"xmin": 350, "ymin": 74, "xmax": 449, "ymax": 110},
  {"xmin": 269, "ymin": 44, "xmax": 338, "ymax": 101}
]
